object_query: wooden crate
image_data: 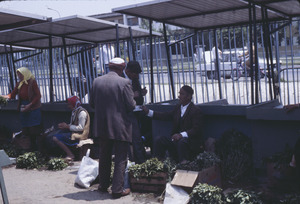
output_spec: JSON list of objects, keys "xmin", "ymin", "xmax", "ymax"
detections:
[{"xmin": 130, "ymin": 172, "xmax": 167, "ymax": 193}]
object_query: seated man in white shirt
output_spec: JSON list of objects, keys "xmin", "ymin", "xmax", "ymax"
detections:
[
  {"xmin": 53, "ymin": 96, "xmax": 90, "ymax": 161},
  {"xmin": 142, "ymin": 85, "xmax": 203, "ymax": 163}
]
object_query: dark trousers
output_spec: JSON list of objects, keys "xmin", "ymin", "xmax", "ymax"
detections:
[
  {"xmin": 99, "ymin": 139, "xmax": 128, "ymax": 194},
  {"xmin": 22, "ymin": 124, "xmax": 43, "ymax": 151},
  {"xmin": 153, "ymin": 135, "xmax": 191, "ymax": 163},
  {"xmin": 294, "ymin": 138, "xmax": 300, "ymax": 188},
  {"xmin": 129, "ymin": 113, "xmax": 146, "ymax": 164}
]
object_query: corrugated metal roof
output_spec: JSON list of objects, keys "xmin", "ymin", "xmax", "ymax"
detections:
[
  {"xmin": 112, "ymin": 0, "xmax": 300, "ymax": 30},
  {"xmin": 0, "ymin": 15, "xmax": 161, "ymax": 49},
  {"xmin": 0, "ymin": 8, "xmax": 49, "ymax": 31}
]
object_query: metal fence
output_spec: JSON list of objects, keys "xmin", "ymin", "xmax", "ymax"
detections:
[{"xmin": 0, "ymin": 19, "xmax": 300, "ymax": 106}]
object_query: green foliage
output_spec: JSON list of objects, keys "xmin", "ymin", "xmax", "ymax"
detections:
[
  {"xmin": 216, "ymin": 129, "xmax": 253, "ymax": 182},
  {"xmin": 16, "ymin": 152, "xmax": 44, "ymax": 169},
  {"xmin": 1, "ymin": 143, "xmax": 26, "ymax": 158},
  {"xmin": 47, "ymin": 158, "xmax": 68, "ymax": 171},
  {"xmin": 163, "ymin": 157, "xmax": 177, "ymax": 182},
  {"xmin": 0, "ymin": 95, "xmax": 7, "ymax": 106},
  {"xmin": 128, "ymin": 158, "xmax": 165, "ymax": 178},
  {"xmin": 279, "ymin": 193, "xmax": 300, "ymax": 204},
  {"xmin": 225, "ymin": 190, "xmax": 263, "ymax": 204},
  {"xmin": 189, "ymin": 183, "xmax": 224, "ymax": 204},
  {"xmin": 263, "ymin": 144, "xmax": 293, "ymax": 169},
  {"xmin": 177, "ymin": 152, "xmax": 221, "ymax": 171}
]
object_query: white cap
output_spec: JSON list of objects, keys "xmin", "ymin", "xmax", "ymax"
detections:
[{"xmin": 110, "ymin": 57, "xmax": 125, "ymax": 64}]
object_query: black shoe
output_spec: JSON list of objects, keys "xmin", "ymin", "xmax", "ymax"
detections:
[
  {"xmin": 98, "ymin": 187, "xmax": 108, "ymax": 193},
  {"xmin": 112, "ymin": 188, "xmax": 130, "ymax": 199}
]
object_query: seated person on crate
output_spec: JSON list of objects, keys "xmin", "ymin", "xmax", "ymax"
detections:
[
  {"xmin": 53, "ymin": 96, "xmax": 90, "ymax": 162},
  {"xmin": 142, "ymin": 85, "xmax": 204, "ymax": 164}
]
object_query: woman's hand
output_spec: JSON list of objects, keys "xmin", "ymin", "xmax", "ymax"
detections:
[{"xmin": 20, "ymin": 104, "xmax": 32, "ymax": 112}]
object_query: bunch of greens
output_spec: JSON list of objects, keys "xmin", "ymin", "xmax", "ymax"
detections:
[
  {"xmin": 279, "ymin": 193, "xmax": 300, "ymax": 204},
  {"xmin": 0, "ymin": 95, "xmax": 7, "ymax": 106},
  {"xmin": 216, "ymin": 129, "xmax": 253, "ymax": 182},
  {"xmin": 16, "ymin": 152, "xmax": 45, "ymax": 169},
  {"xmin": 225, "ymin": 189, "xmax": 263, "ymax": 204},
  {"xmin": 177, "ymin": 152, "xmax": 221, "ymax": 171},
  {"xmin": 189, "ymin": 183, "xmax": 224, "ymax": 204},
  {"xmin": 163, "ymin": 157, "xmax": 177, "ymax": 181},
  {"xmin": 263, "ymin": 144, "xmax": 294, "ymax": 169},
  {"xmin": 128, "ymin": 158, "xmax": 165, "ymax": 178},
  {"xmin": 1, "ymin": 143, "xmax": 26, "ymax": 158},
  {"xmin": 47, "ymin": 158, "xmax": 68, "ymax": 171},
  {"xmin": 16, "ymin": 152, "xmax": 68, "ymax": 171}
]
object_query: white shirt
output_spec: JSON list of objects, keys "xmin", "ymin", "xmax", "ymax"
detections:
[
  {"xmin": 69, "ymin": 111, "xmax": 87, "ymax": 132},
  {"xmin": 147, "ymin": 102, "xmax": 191, "ymax": 138}
]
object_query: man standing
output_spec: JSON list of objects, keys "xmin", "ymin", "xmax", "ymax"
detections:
[
  {"xmin": 89, "ymin": 57, "xmax": 136, "ymax": 199},
  {"xmin": 121, "ymin": 61, "xmax": 147, "ymax": 164},
  {"xmin": 142, "ymin": 85, "xmax": 203, "ymax": 163}
]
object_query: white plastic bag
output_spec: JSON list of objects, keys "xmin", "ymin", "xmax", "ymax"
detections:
[
  {"xmin": 75, "ymin": 149, "xmax": 98, "ymax": 188},
  {"xmin": 164, "ymin": 183, "xmax": 190, "ymax": 204}
]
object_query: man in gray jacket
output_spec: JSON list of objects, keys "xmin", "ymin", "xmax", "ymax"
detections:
[{"xmin": 89, "ymin": 57, "xmax": 136, "ymax": 199}]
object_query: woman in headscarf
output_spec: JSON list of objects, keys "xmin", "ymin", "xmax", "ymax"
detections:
[
  {"xmin": 53, "ymin": 96, "xmax": 90, "ymax": 161},
  {"xmin": 1, "ymin": 67, "xmax": 42, "ymax": 151}
]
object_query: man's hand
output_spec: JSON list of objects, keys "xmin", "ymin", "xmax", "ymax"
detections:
[
  {"xmin": 141, "ymin": 106, "xmax": 149, "ymax": 114},
  {"xmin": 284, "ymin": 104, "xmax": 299, "ymax": 113},
  {"xmin": 141, "ymin": 87, "xmax": 148, "ymax": 96},
  {"xmin": 58, "ymin": 122, "xmax": 69, "ymax": 130},
  {"xmin": 172, "ymin": 133, "xmax": 182, "ymax": 141}
]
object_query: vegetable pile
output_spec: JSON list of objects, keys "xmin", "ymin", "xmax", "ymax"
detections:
[{"xmin": 216, "ymin": 129, "xmax": 253, "ymax": 182}]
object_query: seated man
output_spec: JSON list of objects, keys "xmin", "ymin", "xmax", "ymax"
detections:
[
  {"xmin": 53, "ymin": 96, "xmax": 90, "ymax": 161},
  {"xmin": 142, "ymin": 85, "xmax": 203, "ymax": 163}
]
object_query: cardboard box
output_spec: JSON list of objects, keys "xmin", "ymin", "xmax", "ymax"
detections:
[{"xmin": 171, "ymin": 165, "xmax": 222, "ymax": 191}]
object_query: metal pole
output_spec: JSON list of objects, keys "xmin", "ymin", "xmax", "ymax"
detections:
[
  {"xmin": 129, "ymin": 27, "xmax": 136, "ymax": 61},
  {"xmin": 163, "ymin": 23, "xmax": 175, "ymax": 100},
  {"xmin": 49, "ymin": 36, "xmax": 54, "ymax": 103},
  {"xmin": 0, "ymin": 167, "xmax": 9, "ymax": 204},
  {"xmin": 62, "ymin": 37, "xmax": 73, "ymax": 96},
  {"xmin": 115, "ymin": 24, "xmax": 120, "ymax": 57},
  {"xmin": 265, "ymin": 10, "xmax": 277, "ymax": 99},
  {"xmin": 248, "ymin": 2, "xmax": 254, "ymax": 104},
  {"xmin": 253, "ymin": 4, "xmax": 259, "ymax": 104},
  {"xmin": 214, "ymin": 29, "xmax": 223, "ymax": 99},
  {"xmin": 261, "ymin": 7, "xmax": 273, "ymax": 100},
  {"xmin": 4, "ymin": 45, "xmax": 15, "ymax": 92},
  {"xmin": 149, "ymin": 20, "xmax": 154, "ymax": 103}
]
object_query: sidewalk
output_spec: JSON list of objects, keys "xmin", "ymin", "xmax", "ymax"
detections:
[{"xmin": 2, "ymin": 162, "xmax": 161, "ymax": 204}]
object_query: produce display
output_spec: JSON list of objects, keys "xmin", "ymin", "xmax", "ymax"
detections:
[
  {"xmin": 216, "ymin": 129, "xmax": 253, "ymax": 182},
  {"xmin": 189, "ymin": 183, "xmax": 224, "ymax": 204},
  {"xmin": 225, "ymin": 189, "xmax": 263, "ymax": 204},
  {"xmin": 47, "ymin": 158, "xmax": 68, "ymax": 170},
  {"xmin": 0, "ymin": 95, "xmax": 7, "ymax": 106},
  {"xmin": 128, "ymin": 158, "xmax": 165, "ymax": 178},
  {"xmin": 16, "ymin": 151, "xmax": 68, "ymax": 171},
  {"xmin": 177, "ymin": 151, "xmax": 221, "ymax": 171}
]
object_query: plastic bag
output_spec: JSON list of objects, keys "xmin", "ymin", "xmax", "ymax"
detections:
[
  {"xmin": 164, "ymin": 183, "xmax": 190, "ymax": 204},
  {"xmin": 75, "ymin": 149, "xmax": 98, "ymax": 188}
]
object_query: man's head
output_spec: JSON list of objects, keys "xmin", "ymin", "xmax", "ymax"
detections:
[
  {"xmin": 67, "ymin": 96, "xmax": 81, "ymax": 110},
  {"xmin": 178, "ymin": 85, "xmax": 194, "ymax": 106},
  {"xmin": 108, "ymin": 57, "xmax": 126, "ymax": 75},
  {"xmin": 125, "ymin": 61, "xmax": 142, "ymax": 80}
]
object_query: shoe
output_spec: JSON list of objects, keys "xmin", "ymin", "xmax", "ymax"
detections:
[
  {"xmin": 112, "ymin": 188, "xmax": 130, "ymax": 199},
  {"xmin": 98, "ymin": 187, "xmax": 108, "ymax": 193}
]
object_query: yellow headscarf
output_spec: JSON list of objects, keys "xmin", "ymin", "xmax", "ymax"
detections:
[{"xmin": 17, "ymin": 67, "xmax": 35, "ymax": 89}]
